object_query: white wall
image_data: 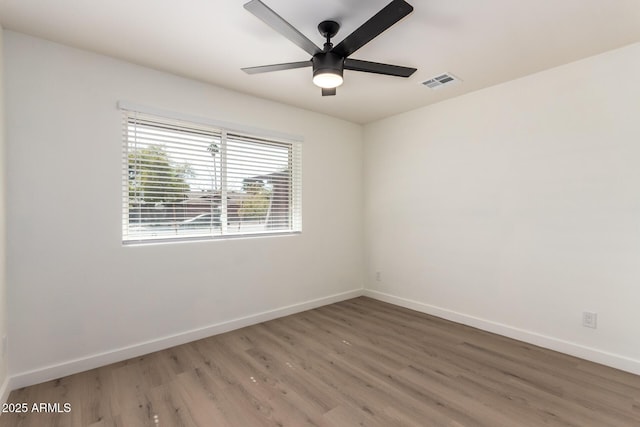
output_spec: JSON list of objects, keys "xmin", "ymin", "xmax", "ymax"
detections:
[
  {"xmin": 0, "ymin": 24, "xmax": 9, "ymax": 400},
  {"xmin": 364, "ymin": 42, "xmax": 640, "ymax": 374},
  {"xmin": 4, "ymin": 31, "xmax": 363, "ymax": 385}
]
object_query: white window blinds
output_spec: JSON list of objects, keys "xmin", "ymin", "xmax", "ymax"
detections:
[{"xmin": 122, "ymin": 109, "xmax": 302, "ymax": 244}]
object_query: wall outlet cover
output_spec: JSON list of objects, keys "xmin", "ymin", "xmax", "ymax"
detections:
[{"xmin": 583, "ymin": 312, "xmax": 598, "ymax": 329}]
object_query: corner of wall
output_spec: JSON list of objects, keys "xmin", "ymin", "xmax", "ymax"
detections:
[
  {"xmin": 0, "ymin": 23, "xmax": 10, "ymax": 405},
  {"xmin": 358, "ymin": 122, "xmax": 367, "ymax": 292}
]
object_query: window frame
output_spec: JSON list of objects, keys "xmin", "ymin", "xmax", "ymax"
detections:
[{"xmin": 120, "ymin": 102, "xmax": 302, "ymax": 245}]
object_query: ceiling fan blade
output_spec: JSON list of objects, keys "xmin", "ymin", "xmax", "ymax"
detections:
[
  {"xmin": 322, "ymin": 88, "xmax": 336, "ymax": 96},
  {"xmin": 242, "ymin": 61, "xmax": 312, "ymax": 74},
  {"xmin": 332, "ymin": 0, "xmax": 413, "ymax": 58},
  {"xmin": 244, "ymin": 0, "xmax": 322, "ymax": 56},
  {"xmin": 344, "ymin": 58, "xmax": 416, "ymax": 77}
]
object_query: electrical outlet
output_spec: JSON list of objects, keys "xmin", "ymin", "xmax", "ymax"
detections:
[
  {"xmin": 582, "ymin": 312, "xmax": 597, "ymax": 329},
  {"xmin": 375, "ymin": 272, "xmax": 381, "ymax": 282}
]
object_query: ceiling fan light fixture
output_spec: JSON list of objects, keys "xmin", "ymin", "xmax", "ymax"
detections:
[{"xmin": 312, "ymin": 52, "xmax": 344, "ymax": 89}]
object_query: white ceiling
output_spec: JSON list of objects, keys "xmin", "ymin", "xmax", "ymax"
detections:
[{"xmin": 2, "ymin": 0, "xmax": 640, "ymax": 124}]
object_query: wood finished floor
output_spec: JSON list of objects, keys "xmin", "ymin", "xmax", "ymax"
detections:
[{"xmin": 2, "ymin": 297, "xmax": 640, "ymax": 426}]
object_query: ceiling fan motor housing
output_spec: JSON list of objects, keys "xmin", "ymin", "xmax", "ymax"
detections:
[{"xmin": 312, "ymin": 52, "xmax": 344, "ymax": 78}]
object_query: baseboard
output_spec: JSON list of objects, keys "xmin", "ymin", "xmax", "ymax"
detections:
[
  {"xmin": 364, "ymin": 289, "xmax": 640, "ymax": 376},
  {"xmin": 9, "ymin": 288, "xmax": 364, "ymax": 390},
  {"xmin": 12, "ymin": 287, "xmax": 637, "ymax": 393},
  {"xmin": 0, "ymin": 376, "xmax": 10, "ymax": 407}
]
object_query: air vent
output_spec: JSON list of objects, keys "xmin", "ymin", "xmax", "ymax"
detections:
[{"xmin": 422, "ymin": 73, "xmax": 461, "ymax": 90}]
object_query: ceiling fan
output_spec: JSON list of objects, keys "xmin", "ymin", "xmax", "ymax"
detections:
[{"xmin": 242, "ymin": 0, "xmax": 417, "ymax": 96}]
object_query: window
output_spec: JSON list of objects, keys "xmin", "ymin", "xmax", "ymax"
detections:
[{"xmin": 122, "ymin": 109, "xmax": 302, "ymax": 244}]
